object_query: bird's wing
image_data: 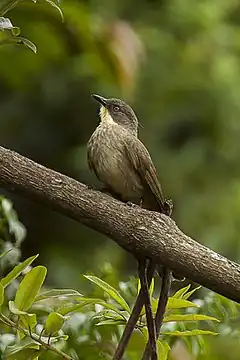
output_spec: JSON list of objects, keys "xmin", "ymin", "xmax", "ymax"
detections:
[
  {"xmin": 124, "ymin": 136, "xmax": 165, "ymax": 211},
  {"xmin": 87, "ymin": 146, "xmax": 101, "ymax": 181}
]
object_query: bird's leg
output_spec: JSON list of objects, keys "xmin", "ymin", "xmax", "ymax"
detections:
[
  {"xmin": 112, "ymin": 261, "xmax": 155, "ymax": 360},
  {"xmin": 138, "ymin": 259, "xmax": 157, "ymax": 360},
  {"xmin": 141, "ymin": 267, "xmax": 172, "ymax": 360}
]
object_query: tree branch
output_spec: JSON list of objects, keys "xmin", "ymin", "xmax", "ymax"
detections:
[{"xmin": 0, "ymin": 145, "xmax": 239, "ymax": 303}]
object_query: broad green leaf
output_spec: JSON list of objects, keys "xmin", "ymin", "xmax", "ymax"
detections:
[
  {"xmin": 83, "ymin": 275, "xmax": 130, "ymax": 312},
  {"xmin": 1, "ymin": 254, "xmax": 39, "ymax": 288},
  {"xmin": 9, "ymin": 300, "xmax": 37, "ymax": 329},
  {"xmin": 15, "ymin": 266, "xmax": 47, "ymax": 311},
  {"xmin": 0, "ymin": 282, "xmax": 4, "ymax": 306},
  {"xmin": 163, "ymin": 314, "xmax": 219, "ymax": 323},
  {"xmin": 9, "ymin": 300, "xmax": 28, "ymax": 315},
  {"xmin": 162, "ymin": 330, "xmax": 218, "ymax": 336},
  {"xmin": 183, "ymin": 286, "xmax": 201, "ymax": 299},
  {"xmin": 6, "ymin": 347, "xmax": 41, "ymax": 360},
  {"xmin": 20, "ymin": 313, "xmax": 37, "ymax": 331},
  {"xmin": 35, "ymin": 288, "xmax": 82, "ymax": 301},
  {"xmin": 44, "ymin": 312, "xmax": 65, "ymax": 335},
  {"xmin": 172, "ymin": 285, "xmax": 191, "ymax": 299},
  {"xmin": 5, "ymin": 341, "xmax": 41, "ymax": 360},
  {"xmin": 166, "ymin": 298, "xmax": 199, "ymax": 310},
  {"xmin": 156, "ymin": 340, "xmax": 170, "ymax": 360}
]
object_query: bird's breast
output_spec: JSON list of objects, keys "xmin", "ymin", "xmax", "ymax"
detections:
[{"xmin": 87, "ymin": 124, "xmax": 143, "ymax": 202}]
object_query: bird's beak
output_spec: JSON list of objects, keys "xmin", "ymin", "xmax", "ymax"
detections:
[{"xmin": 92, "ymin": 94, "xmax": 107, "ymax": 107}]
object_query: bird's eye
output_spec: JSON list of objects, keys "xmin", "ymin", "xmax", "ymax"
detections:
[{"xmin": 113, "ymin": 106, "xmax": 120, "ymax": 112}]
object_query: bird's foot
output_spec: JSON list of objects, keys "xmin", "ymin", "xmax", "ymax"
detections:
[
  {"xmin": 163, "ymin": 198, "xmax": 173, "ymax": 216},
  {"xmin": 126, "ymin": 201, "xmax": 138, "ymax": 208}
]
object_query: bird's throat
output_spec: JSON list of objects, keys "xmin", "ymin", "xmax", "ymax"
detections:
[{"xmin": 99, "ymin": 106, "xmax": 115, "ymax": 124}]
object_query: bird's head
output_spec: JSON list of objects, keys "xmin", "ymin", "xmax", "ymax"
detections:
[{"xmin": 92, "ymin": 94, "xmax": 138, "ymax": 135}]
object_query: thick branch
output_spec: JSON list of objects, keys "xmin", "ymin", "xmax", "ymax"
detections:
[{"xmin": 0, "ymin": 146, "xmax": 239, "ymax": 302}]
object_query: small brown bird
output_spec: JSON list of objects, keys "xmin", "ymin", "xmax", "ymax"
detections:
[{"xmin": 87, "ymin": 94, "xmax": 168, "ymax": 214}]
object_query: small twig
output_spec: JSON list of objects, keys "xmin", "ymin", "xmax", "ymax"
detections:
[
  {"xmin": 138, "ymin": 260, "xmax": 157, "ymax": 360},
  {"xmin": 141, "ymin": 267, "xmax": 172, "ymax": 360},
  {"xmin": 0, "ymin": 314, "xmax": 74, "ymax": 360},
  {"xmin": 113, "ymin": 261, "xmax": 155, "ymax": 360}
]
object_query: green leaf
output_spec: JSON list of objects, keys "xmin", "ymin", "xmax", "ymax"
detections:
[
  {"xmin": 44, "ymin": 0, "xmax": 64, "ymax": 21},
  {"xmin": 15, "ymin": 266, "xmax": 47, "ymax": 311},
  {"xmin": 35, "ymin": 288, "xmax": 82, "ymax": 301},
  {"xmin": 83, "ymin": 275, "xmax": 130, "ymax": 312},
  {"xmin": 1, "ymin": 255, "xmax": 39, "ymax": 288},
  {"xmin": 162, "ymin": 330, "xmax": 219, "ymax": 336},
  {"xmin": 59, "ymin": 297, "xmax": 126, "ymax": 318},
  {"xmin": 20, "ymin": 313, "xmax": 37, "ymax": 331},
  {"xmin": 44, "ymin": 312, "xmax": 65, "ymax": 335},
  {"xmin": 156, "ymin": 340, "xmax": 170, "ymax": 360},
  {"xmin": 96, "ymin": 319, "xmax": 125, "ymax": 326},
  {"xmin": 9, "ymin": 36, "xmax": 37, "ymax": 53},
  {"xmin": 172, "ymin": 285, "xmax": 191, "ymax": 299},
  {"xmin": 166, "ymin": 298, "xmax": 199, "ymax": 310},
  {"xmin": 0, "ymin": 248, "xmax": 13, "ymax": 259},
  {"xmin": 9, "ymin": 300, "xmax": 37, "ymax": 329},
  {"xmin": 183, "ymin": 286, "xmax": 201, "ymax": 299},
  {"xmin": 0, "ymin": 282, "xmax": 4, "ymax": 306},
  {"xmin": 163, "ymin": 314, "xmax": 220, "ymax": 323},
  {"xmin": 5, "ymin": 343, "xmax": 41, "ymax": 360}
]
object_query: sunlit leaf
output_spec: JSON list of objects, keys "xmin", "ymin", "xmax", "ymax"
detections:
[
  {"xmin": 163, "ymin": 314, "xmax": 219, "ymax": 323},
  {"xmin": 35, "ymin": 288, "xmax": 82, "ymax": 301},
  {"xmin": 44, "ymin": 312, "xmax": 66, "ymax": 335},
  {"xmin": 183, "ymin": 286, "xmax": 201, "ymax": 300},
  {"xmin": 83, "ymin": 275, "xmax": 130, "ymax": 312},
  {"xmin": 162, "ymin": 330, "xmax": 218, "ymax": 336},
  {"xmin": 15, "ymin": 266, "xmax": 47, "ymax": 311},
  {"xmin": 156, "ymin": 340, "xmax": 170, "ymax": 360},
  {"xmin": 172, "ymin": 285, "xmax": 191, "ymax": 299},
  {"xmin": 1, "ymin": 254, "xmax": 39, "ymax": 288},
  {"xmin": 96, "ymin": 319, "xmax": 125, "ymax": 326},
  {"xmin": 5, "ymin": 342, "xmax": 41, "ymax": 360},
  {"xmin": 166, "ymin": 298, "xmax": 199, "ymax": 310}
]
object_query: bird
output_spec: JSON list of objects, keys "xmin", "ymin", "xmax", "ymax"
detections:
[
  {"xmin": 87, "ymin": 94, "xmax": 172, "ymax": 360},
  {"xmin": 87, "ymin": 94, "xmax": 170, "ymax": 214}
]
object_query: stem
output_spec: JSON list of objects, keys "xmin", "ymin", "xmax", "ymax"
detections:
[
  {"xmin": 0, "ymin": 313, "xmax": 74, "ymax": 360},
  {"xmin": 0, "ymin": 0, "xmax": 22, "ymax": 15},
  {"xmin": 138, "ymin": 260, "xmax": 157, "ymax": 360},
  {"xmin": 141, "ymin": 268, "xmax": 172, "ymax": 360},
  {"xmin": 113, "ymin": 261, "xmax": 155, "ymax": 360}
]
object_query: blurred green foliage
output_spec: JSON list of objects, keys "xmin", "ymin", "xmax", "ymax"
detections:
[{"xmin": 0, "ymin": 0, "xmax": 240, "ymax": 358}]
